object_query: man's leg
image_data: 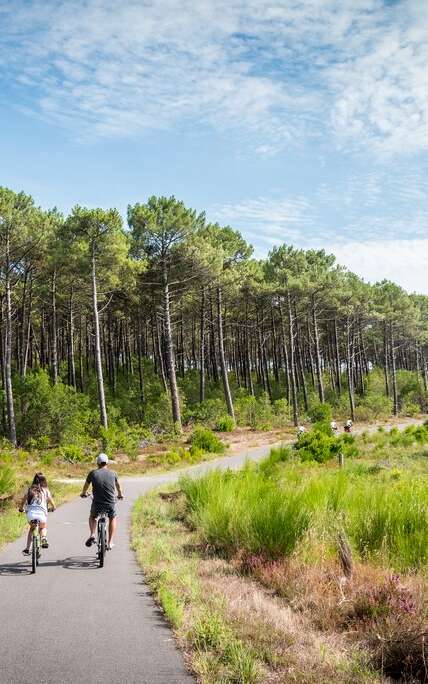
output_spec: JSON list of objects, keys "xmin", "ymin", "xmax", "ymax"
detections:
[
  {"xmin": 108, "ymin": 516, "xmax": 117, "ymax": 546},
  {"xmin": 89, "ymin": 516, "xmax": 97, "ymax": 536}
]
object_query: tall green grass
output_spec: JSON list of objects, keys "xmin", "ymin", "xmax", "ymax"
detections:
[{"xmin": 181, "ymin": 459, "xmax": 428, "ymax": 571}]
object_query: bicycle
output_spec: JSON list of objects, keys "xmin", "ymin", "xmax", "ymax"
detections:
[
  {"xmin": 80, "ymin": 494, "xmax": 120, "ymax": 568},
  {"xmin": 19, "ymin": 508, "xmax": 54, "ymax": 574}
]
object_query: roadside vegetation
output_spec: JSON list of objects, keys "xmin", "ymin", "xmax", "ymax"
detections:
[
  {"xmin": 132, "ymin": 423, "xmax": 428, "ymax": 683},
  {"xmin": 1, "ymin": 187, "xmax": 428, "ymax": 555}
]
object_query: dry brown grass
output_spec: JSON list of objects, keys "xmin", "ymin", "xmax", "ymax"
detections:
[{"xmin": 236, "ymin": 550, "xmax": 428, "ymax": 682}]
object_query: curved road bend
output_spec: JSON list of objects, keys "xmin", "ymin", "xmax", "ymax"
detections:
[{"xmin": 0, "ymin": 443, "xmax": 273, "ymax": 684}]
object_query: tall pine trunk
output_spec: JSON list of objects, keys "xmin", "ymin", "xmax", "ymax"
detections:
[
  {"xmin": 92, "ymin": 246, "xmax": 108, "ymax": 429},
  {"xmin": 68, "ymin": 289, "xmax": 76, "ymax": 389},
  {"xmin": 51, "ymin": 271, "xmax": 58, "ymax": 384},
  {"xmin": 390, "ymin": 323, "xmax": 399, "ymax": 416},
  {"xmin": 346, "ymin": 315, "xmax": 355, "ymax": 421},
  {"xmin": 287, "ymin": 292, "xmax": 298, "ymax": 426},
  {"xmin": 312, "ymin": 294, "xmax": 324, "ymax": 403},
  {"xmin": 5, "ymin": 233, "xmax": 17, "ymax": 446},
  {"xmin": 217, "ymin": 286, "xmax": 235, "ymax": 421},
  {"xmin": 163, "ymin": 264, "xmax": 182, "ymax": 431},
  {"xmin": 199, "ymin": 288, "xmax": 206, "ymax": 403}
]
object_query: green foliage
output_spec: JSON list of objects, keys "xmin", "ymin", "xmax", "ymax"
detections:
[
  {"xmin": 158, "ymin": 584, "xmax": 184, "ymax": 628},
  {"xmin": 295, "ymin": 428, "xmax": 341, "ymax": 463},
  {"xmin": 235, "ymin": 392, "xmax": 274, "ymax": 431},
  {"xmin": 358, "ymin": 393, "xmax": 393, "ymax": 418},
  {"xmin": 215, "ymin": 415, "xmax": 235, "ymax": 432},
  {"xmin": 0, "ymin": 465, "xmax": 15, "ymax": 497},
  {"xmin": 190, "ymin": 427, "xmax": 225, "ymax": 454},
  {"xmin": 15, "ymin": 370, "xmax": 95, "ymax": 446},
  {"xmin": 308, "ymin": 403, "xmax": 332, "ymax": 424},
  {"xmin": 186, "ymin": 398, "xmax": 226, "ymax": 427},
  {"xmin": 272, "ymin": 398, "xmax": 290, "ymax": 424},
  {"xmin": 99, "ymin": 420, "xmax": 143, "ymax": 460},
  {"xmin": 181, "ymin": 467, "xmax": 311, "ymax": 559},
  {"xmin": 258, "ymin": 445, "xmax": 293, "ymax": 477},
  {"xmin": 181, "ymin": 447, "xmax": 428, "ymax": 571},
  {"xmin": 58, "ymin": 444, "xmax": 88, "ymax": 463}
]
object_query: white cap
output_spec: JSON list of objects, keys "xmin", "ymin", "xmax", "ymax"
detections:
[{"xmin": 97, "ymin": 453, "xmax": 109, "ymax": 465}]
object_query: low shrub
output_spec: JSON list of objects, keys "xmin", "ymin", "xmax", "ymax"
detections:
[
  {"xmin": 272, "ymin": 398, "xmax": 290, "ymax": 425},
  {"xmin": 308, "ymin": 403, "xmax": 332, "ymax": 424},
  {"xmin": 58, "ymin": 444, "xmax": 88, "ymax": 463},
  {"xmin": 235, "ymin": 393, "xmax": 274, "ymax": 430},
  {"xmin": 15, "ymin": 370, "xmax": 96, "ymax": 446},
  {"xmin": 259, "ymin": 445, "xmax": 293, "ymax": 477},
  {"xmin": 99, "ymin": 420, "xmax": 142, "ymax": 460},
  {"xmin": 190, "ymin": 427, "xmax": 225, "ymax": 454},
  {"xmin": 358, "ymin": 393, "xmax": 393, "ymax": 419},
  {"xmin": 186, "ymin": 399, "xmax": 226, "ymax": 427},
  {"xmin": 0, "ymin": 465, "xmax": 15, "ymax": 497},
  {"xmin": 295, "ymin": 428, "xmax": 341, "ymax": 463},
  {"xmin": 215, "ymin": 415, "xmax": 235, "ymax": 432}
]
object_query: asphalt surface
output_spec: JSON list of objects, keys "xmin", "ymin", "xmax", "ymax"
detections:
[{"xmin": 0, "ymin": 443, "xmax": 273, "ymax": 684}]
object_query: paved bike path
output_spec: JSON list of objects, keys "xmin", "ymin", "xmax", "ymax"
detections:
[{"xmin": 0, "ymin": 444, "xmax": 272, "ymax": 684}]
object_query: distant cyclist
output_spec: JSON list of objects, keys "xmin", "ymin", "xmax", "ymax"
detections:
[
  {"xmin": 330, "ymin": 420, "xmax": 338, "ymax": 435},
  {"xmin": 296, "ymin": 425, "xmax": 306, "ymax": 439},
  {"xmin": 80, "ymin": 453, "xmax": 123, "ymax": 550},
  {"xmin": 344, "ymin": 420, "xmax": 353, "ymax": 433}
]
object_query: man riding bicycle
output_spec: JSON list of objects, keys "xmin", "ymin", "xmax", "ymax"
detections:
[{"xmin": 80, "ymin": 453, "xmax": 123, "ymax": 550}]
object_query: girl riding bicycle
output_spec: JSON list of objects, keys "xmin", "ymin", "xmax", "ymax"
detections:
[{"xmin": 19, "ymin": 472, "xmax": 56, "ymax": 555}]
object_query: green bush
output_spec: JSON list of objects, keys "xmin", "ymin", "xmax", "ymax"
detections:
[
  {"xmin": 359, "ymin": 393, "xmax": 393, "ymax": 418},
  {"xmin": 400, "ymin": 400, "xmax": 421, "ymax": 417},
  {"xmin": 190, "ymin": 427, "xmax": 225, "ymax": 454},
  {"xmin": 215, "ymin": 415, "xmax": 235, "ymax": 432},
  {"xmin": 186, "ymin": 399, "xmax": 226, "ymax": 427},
  {"xmin": 250, "ymin": 393, "xmax": 273, "ymax": 430},
  {"xmin": 308, "ymin": 403, "xmax": 332, "ymax": 424},
  {"xmin": 15, "ymin": 370, "xmax": 95, "ymax": 446},
  {"xmin": 295, "ymin": 428, "xmax": 341, "ymax": 463},
  {"xmin": 99, "ymin": 420, "xmax": 142, "ymax": 460},
  {"xmin": 0, "ymin": 465, "xmax": 15, "ymax": 497},
  {"xmin": 272, "ymin": 398, "xmax": 290, "ymax": 425},
  {"xmin": 58, "ymin": 444, "xmax": 88, "ymax": 463}
]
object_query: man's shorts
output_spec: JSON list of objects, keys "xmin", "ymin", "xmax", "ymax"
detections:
[{"xmin": 90, "ymin": 502, "xmax": 117, "ymax": 519}]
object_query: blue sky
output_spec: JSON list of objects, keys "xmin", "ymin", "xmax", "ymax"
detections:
[{"xmin": 1, "ymin": 0, "xmax": 427, "ymax": 292}]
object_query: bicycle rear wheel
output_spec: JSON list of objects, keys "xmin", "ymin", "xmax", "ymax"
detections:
[
  {"xmin": 31, "ymin": 535, "xmax": 38, "ymax": 574},
  {"xmin": 98, "ymin": 519, "xmax": 106, "ymax": 568}
]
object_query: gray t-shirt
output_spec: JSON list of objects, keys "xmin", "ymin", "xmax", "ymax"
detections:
[{"xmin": 86, "ymin": 468, "xmax": 118, "ymax": 506}]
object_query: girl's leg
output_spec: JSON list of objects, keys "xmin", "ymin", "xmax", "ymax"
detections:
[
  {"xmin": 40, "ymin": 522, "xmax": 48, "ymax": 548},
  {"xmin": 25, "ymin": 526, "xmax": 33, "ymax": 550}
]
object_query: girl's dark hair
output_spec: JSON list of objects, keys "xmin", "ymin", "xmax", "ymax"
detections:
[
  {"xmin": 27, "ymin": 473, "xmax": 48, "ymax": 504},
  {"xmin": 32, "ymin": 472, "xmax": 48, "ymax": 489}
]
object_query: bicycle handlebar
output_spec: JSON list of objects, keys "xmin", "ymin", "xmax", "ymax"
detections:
[{"xmin": 80, "ymin": 493, "xmax": 124, "ymax": 500}]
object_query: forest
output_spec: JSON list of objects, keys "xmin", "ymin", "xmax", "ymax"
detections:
[{"xmin": 0, "ymin": 186, "xmax": 427, "ymax": 452}]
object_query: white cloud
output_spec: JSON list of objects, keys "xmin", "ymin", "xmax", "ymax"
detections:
[
  {"xmin": 331, "ymin": 239, "xmax": 428, "ymax": 294},
  {"xmin": 211, "ymin": 195, "xmax": 316, "ymax": 248},
  {"xmin": 2, "ymin": 0, "xmax": 428, "ymax": 156}
]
